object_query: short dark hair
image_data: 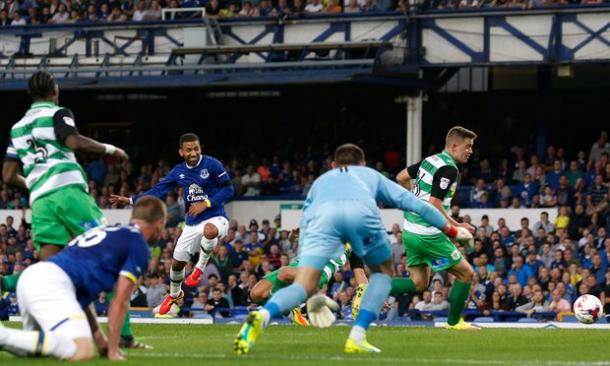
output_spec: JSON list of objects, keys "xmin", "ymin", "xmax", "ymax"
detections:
[
  {"xmin": 179, "ymin": 133, "xmax": 200, "ymax": 147},
  {"xmin": 208, "ymin": 274, "xmax": 218, "ymax": 280},
  {"xmin": 131, "ymin": 196, "xmax": 166, "ymax": 224},
  {"xmin": 28, "ymin": 71, "xmax": 57, "ymax": 99},
  {"xmin": 334, "ymin": 143, "xmax": 365, "ymax": 165},
  {"xmin": 446, "ymin": 126, "xmax": 477, "ymax": 144}
]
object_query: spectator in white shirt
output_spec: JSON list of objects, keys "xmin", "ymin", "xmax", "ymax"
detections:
[
  {"xmin": 132, "ymin": 0, "xmax": 147, "ymax": 21},
  {"xmin": 10, "ymin": 11, "xmax": 26, "ymax": 25},
  {"xmin": 305, "ymin": 0, "xmax": 324, "ymax": 13},
  {"xmin": 144, "ymin": 0, "xmax": 161, "ymax": 20},
  {"xmin": 241, "ymin": 165, "xmax": 261, "ymax": 196},
  {"xmin": 49, "ymin": 3, "xmax": 70, "ymax": 23}
]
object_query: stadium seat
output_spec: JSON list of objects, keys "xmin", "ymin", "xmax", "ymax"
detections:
[
  {"xmin": 518, "ymin": 317, "xmax": 538, "ymax": 323},
  {"xmin": 434, "ymin": 317, "xmax": 448, "ymax": 323},
  {"xmin": 473, "ymin": 317, "xmax": 494, "ymax": 323},
  {"xmin": 231, "ymin": 306, "xmax": 249, "ymax": 316},
  {"xmin": 560, "ymin": 316, "xmax": 579, "ymax": 323}
]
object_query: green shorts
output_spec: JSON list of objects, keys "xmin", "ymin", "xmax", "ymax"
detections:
[
  {"xmin": 31, "ymin": 185, "xmax": 106, "ymax": 250},
  {"xmin": 263, "ymin": 260, "xmax": 298, "ymax": 294},
  {"xmin": 403, "ymin": 230, "xmax": 462, "ymax": 272},
  {"xmin": 262, "ymin": 257, "xmax": 335, "ymax": 295}
]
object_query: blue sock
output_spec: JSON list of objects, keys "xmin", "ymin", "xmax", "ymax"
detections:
[
  {"xmin": 264, "ymin": 283, "xmax": 308, "ymax": 319},
  {"xmin": 354, "ymin": 273, "xmax": 391, "ymax": 330}
]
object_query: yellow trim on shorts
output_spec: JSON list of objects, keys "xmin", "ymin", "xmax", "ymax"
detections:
[{"xmin": 120, "ymin": 271, "xmax": 138, "ymax": 284}]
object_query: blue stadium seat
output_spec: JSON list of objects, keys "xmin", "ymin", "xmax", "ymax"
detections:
[
  {"xmin": 473, "ymin": 317, "xmax": 494, "ymax": 323},
  {"xmin": 561, "ymin": 316, "xmax": 579, "ymax": 323},
  {"xmin": 596, "ymin": 317, "xmax": 607, "ymax": 324},
  {"xmin": 434, "ymin": 317, "xmax": 448, "ymax": 323},
  {"xmin": 518, "ymin": 317, "xmax": 538, "ymax": 323},
  {"xmin": 232, "ymin": 306, "xmax": 249, "ymax": 316}
]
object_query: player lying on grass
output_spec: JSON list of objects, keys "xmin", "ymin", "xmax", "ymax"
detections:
[
  {"xmin": 0, "ymin": 196, "xmax": 166, "ymax": 361},
  {"xmin": 234, "ymin": 143, "xmax": 473, "ymax": 354},
  {"xmin": 249, "ymin": 243, "xmax": 368, "ymax": 325}
]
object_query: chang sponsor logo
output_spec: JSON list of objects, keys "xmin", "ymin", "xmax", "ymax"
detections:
[{"xmin": 187, "ymin": 183, "xmax": 208, "ymax": 202}]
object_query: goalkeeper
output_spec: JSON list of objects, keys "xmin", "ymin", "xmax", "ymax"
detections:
[
  {"xmin": 234, "ymin": 144, "xmax": 472, "ymax": 354},
  {"xmin": 249, "ymin": 244, "xmax": 368, "ymax": 325}
]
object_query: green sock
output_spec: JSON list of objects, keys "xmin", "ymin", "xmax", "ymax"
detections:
[
  {"xmin": 448, "ymin": 280, "xmax": 471, "ymax": 326},
  {"xmin": 106, "ymin": 291, "xmax": 132, "ymax": 337},
  {"xmin": 120, "ymin": 311, "xmax": 132, "ymax": 338},
  {"xmin": 390, "ymin": 277, "xmax": 416, "ymax": 296}
]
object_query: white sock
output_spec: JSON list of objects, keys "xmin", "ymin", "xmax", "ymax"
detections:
[
  {"xmin": 195, "ymin": 237, "xmax": 218, "ymax": 271},
  {"xmin": 0, "ymin": 327, "xmax": 77, "ymax": 359},
  {"xmin": 259, "ymin": 309, "xmax": 271, "ymax": 327},
  {"xmin": 348, "ymin": 325, "xmax": 366, "ymax": 343},
  {"xmin": 170, "ymin": 268, "xmax": 185, "ymax": 297}
]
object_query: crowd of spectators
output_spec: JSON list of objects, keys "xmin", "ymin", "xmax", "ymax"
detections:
[
  {"xmin": 0, "ymin": 0, "xmax": 409, "ymax": 27},
  {"xmin": 2, "ymin": 0, "xmax": 607, "ymax": 28}
]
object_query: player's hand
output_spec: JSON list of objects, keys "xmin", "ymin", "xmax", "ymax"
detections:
[
  {"xmin": 113, "ymin": 147, "xmax": 129, "ymax": 168},
  {"xmin": 109, "ymin": 195, "xmax": 130, "ymax": 206},
  {"xmin": 459, "ymin": 222, "xmax": 476, "ymax": 234},
  {"xmin": 188, "ymin": 201, "xmax": 207, "ymax": 216},
  {"xmin": 93, "ymin": 330, "xmax": 108, "ymax": 357}
]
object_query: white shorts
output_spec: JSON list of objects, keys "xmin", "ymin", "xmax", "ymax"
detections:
[
  {"xmin": 173, "ymin": 216, "xmax": 229, "ymax": 262},
  {"xmin": 16, "ymin": 262, "xmax": 91, "ymax": 340}
]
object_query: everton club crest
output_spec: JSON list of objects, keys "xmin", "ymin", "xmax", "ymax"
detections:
[{"xmin": 200, "ymin": 169, "xmax": 209, "ymax": 179}]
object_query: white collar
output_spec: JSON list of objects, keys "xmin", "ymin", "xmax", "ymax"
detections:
[{"xmin": 186, "ymin": 155, "xmax": 203, "ymax": 169}]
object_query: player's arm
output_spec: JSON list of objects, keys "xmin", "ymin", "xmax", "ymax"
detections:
[
  {"xmin": 108, "ymin": 238, "xmax": 148, "ymax": 360},
  {"xmin": 208, "ymin": 160, "xmax": 235, "ymax": 205},
  {"xmin": 53, "ymin": 108, "xmax": 128, "ymax": 163},
  {"xmin": 2, "ymin": 142, "xmax": 27, "ymax": 189},
  {"xmin": 428, "ymin": 165, "xmax": 472, "ymax": 230},
  {"xmin": 110, "ymin": 168, "xmax": 178, "ymax": 206},
  {"xmin": 375, "ymin": 173, "xmax": 464, "ymax": 239},
  {"xmin": 189, "ymin": 159, "xmax": 234, "ymax": 216},
  {"xmin": 396, "ymin": 162, "xmax": 421, "ymax": 189},
  {"xmin": 84, "ymin": 303, "xmax": 108, "ymax": 357},
  {"xmin": 107, "ymin": 276, "xmax": 133, "ymax": 361}
]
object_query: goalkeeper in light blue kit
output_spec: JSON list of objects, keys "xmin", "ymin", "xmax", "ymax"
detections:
[{"xmin": 235, "ymin": 143, "xmax": 472, "ymax": 354}]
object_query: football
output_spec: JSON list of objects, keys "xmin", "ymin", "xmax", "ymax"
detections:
[{"xmin": 573, "ymin": 295, "xmax": 604, "ymax": 324}]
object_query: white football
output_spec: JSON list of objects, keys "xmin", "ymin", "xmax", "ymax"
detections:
[{"xmin": 573, "ymin": 294, "xmax": 604, "ymax": 324}]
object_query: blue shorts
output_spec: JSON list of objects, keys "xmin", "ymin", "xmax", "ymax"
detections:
[{"xmin": 298, "ymin": 200, "xmax": 391, "ymax": 270}]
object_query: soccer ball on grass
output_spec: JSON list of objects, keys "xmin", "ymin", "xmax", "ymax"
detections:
[{"xmin": 573, "ymin": 294, "xmax": 604, "ymax": 324}]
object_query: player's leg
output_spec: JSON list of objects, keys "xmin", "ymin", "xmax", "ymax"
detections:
[
  {"xmin": 0, "ymin": 262, "xmax": 94, "ymax": 360},
  {"xmin": 159, "ymin": 222, "xmax": 203, "ymax": 314},
  {"xmin": 346, "ymin": 251, "xmax": 393, "ymax": 353},
  {"xmin": 159, "ymin": 258, "xmax": 187, "ymax": 315},
  {"xmin": 235, "ymin": 206, "xmax": 341, "ymax": 354},
  {"xmin": 186, "ymin": 217, "xmax": 229, "ymax": 287},
  {"xmin": 343, "ymin": 203, "xmax": 393, "ymax": 352},
  {"xmin": 250, "ymin": 278, "xmax": 275, "ymax": 304},
  {"xmin": 235, "ymin": 264, "xmax": 323, "ymax": 354},
  {"xmin": 415, "ymin": 234, "xmax": 479, "ymax": 329},
  {"xmin": 390, "ymin": 230, "xmax": 431, "ymax": 296},
  {"xmin": 250, "ymin": 264, "xmax": 298, "ymax": 304},
  {"xmin": 445, "ymin": 258, "xmax": 479, "ymax": 330},
  {"xmin": 349, "ymin": 255, "xmax": 368, "ymax": 318},
  {"xmin": 30, "ymin": 193, "xmax": 72, "ymax": 260}
]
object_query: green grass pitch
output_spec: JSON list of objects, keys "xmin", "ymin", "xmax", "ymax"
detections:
[{"xmin": 1, "ymin": 323, "xmax": 609, "ymax": 365}]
